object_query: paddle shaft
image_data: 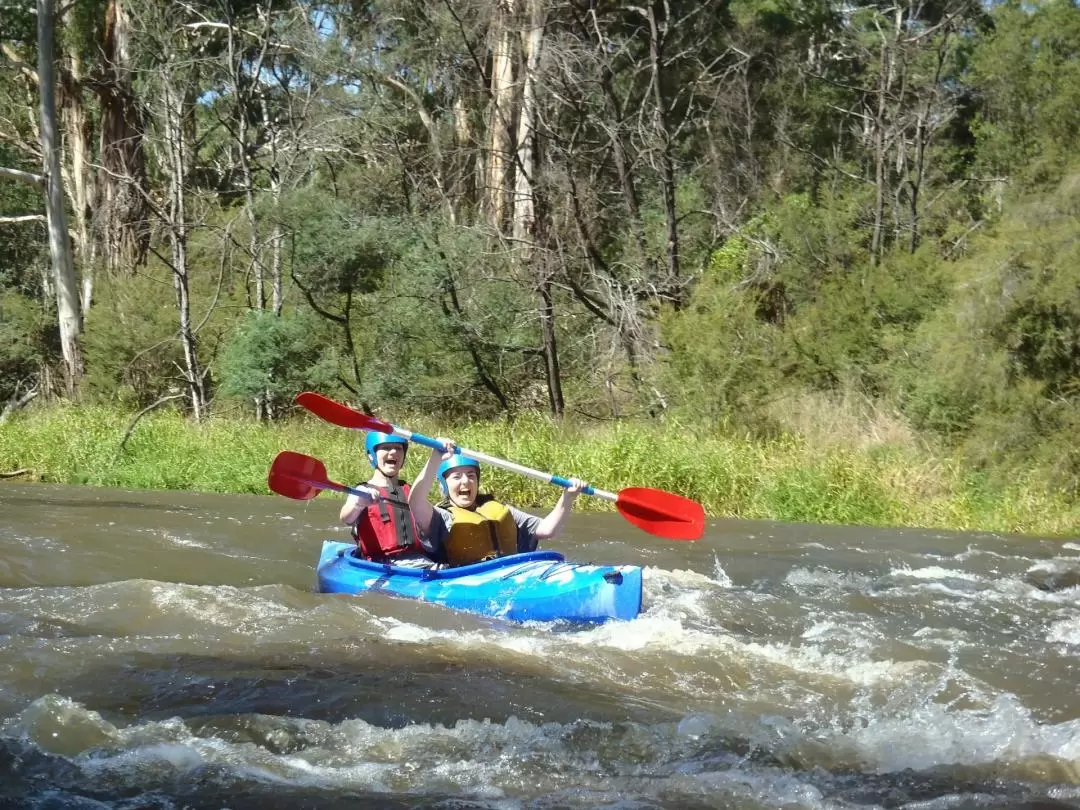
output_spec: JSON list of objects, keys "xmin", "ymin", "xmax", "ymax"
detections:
[
  {"xmin": 299, "ymin": 476, "xmax": 376, "ymax": 500},
  {"xmin": 293, "ymin": 393, "xmax": 705, "ymax": 539},
  {"xmin": 390, "ymin": 428, "xmax": 615, "ymax": 502}
]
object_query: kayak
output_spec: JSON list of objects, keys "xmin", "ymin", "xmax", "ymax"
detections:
[{"xmin": 316, "ymin": 541, "xmax": 642, "ymax": 623}]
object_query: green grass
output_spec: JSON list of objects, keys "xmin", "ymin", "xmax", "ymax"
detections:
[{"xmin": 1, "ymin": 405, "xmax": 1078, "ymax": 537}]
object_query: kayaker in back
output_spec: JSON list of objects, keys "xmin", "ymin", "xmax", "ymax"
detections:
[
  {"xmin": 408, "ymin": 440, "xmax": 586, "ymax": 567},
  {"xmin": 339, "ymin": 431, "xmax": 434, "ymax": 567}
]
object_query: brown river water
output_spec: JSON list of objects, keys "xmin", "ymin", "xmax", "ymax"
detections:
[{"xmin": 1, "ymin": 482, "xmax": 1079, "ymax": 810}]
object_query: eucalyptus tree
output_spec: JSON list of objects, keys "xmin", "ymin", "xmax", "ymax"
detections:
[{"xmin": 0, "ymin": 0, "xmax": 84, "ymax": 396}]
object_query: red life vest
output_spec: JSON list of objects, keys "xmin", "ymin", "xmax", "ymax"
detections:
[{"xmin": 352, "ymin": 479, "xmax": 425, "ymax": 561}]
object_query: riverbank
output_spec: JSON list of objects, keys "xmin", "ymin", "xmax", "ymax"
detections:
[{"xmin": 1, "ymin": 405, "xmax": 1077, "ymax": 537}]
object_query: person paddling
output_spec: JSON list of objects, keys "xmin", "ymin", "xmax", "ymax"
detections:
[
  {"xmin": 408, "ymin": 439, "xmax": 586, "ymax": 567},
  {"xmin": 340, "ymin": 431, "xmax": 432, "ymax": 566}
]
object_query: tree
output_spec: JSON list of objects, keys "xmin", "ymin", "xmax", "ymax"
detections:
[{"xmin": 37, "ymin": 0, "xmax": 83, "ymax": 395}]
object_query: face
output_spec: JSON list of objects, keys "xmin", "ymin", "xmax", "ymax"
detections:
[
  {"xmin": 443, "ymin": 466, "xmax": 479, "ymax": 508},
  {"xmin": 373, "ymin": 444, "xmax": 405, "ymax": 477}
]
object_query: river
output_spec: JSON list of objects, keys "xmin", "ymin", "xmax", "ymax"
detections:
[{"xmin": 1, "ymin": 482, "xmax": 1079, "ymax": 809}]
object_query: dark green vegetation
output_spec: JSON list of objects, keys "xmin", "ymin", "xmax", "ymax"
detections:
[{"xmin": 2, "ymin": 0, "xmax": 1079, "ymax": 533}]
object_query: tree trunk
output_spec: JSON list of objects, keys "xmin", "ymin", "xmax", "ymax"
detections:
[
  {"xmin": 58, "ymin": 52, "xmax": 96, "ymax": 309},
  {"xmin": 485, "ymin": 0, "xmax": 516, "ymax": 229},
  {"xmin": 37, "ymin": 0, "xmax": 83, "ymax": 397},
  {"xmin": 163, "ymin": 69, "xmax": 207, "ymax": 419},
  {"xmin": 511, "ymin": 0, "xmax": 562, "ymax": 417},
  {"xmin": 511, "ymin": 0, "xmax": 543, "ymax": 246},
  {"xmin": 451, "ymin": 93, "xmax": 473, "ymax": 217},
  {"xmin": 539, "ymin": 277, "xmax": 563, "ymax": 417},
  {"xmin": 229, "ymin": 21, "xmax": 265, "ymax": 310},
  {"xmin": 646, "ymin": 4, "xmax": 681, "ymax": 303},
  {"xmin": 869, "ymin": 6, "xmax": 902, "ymax": 266},
  {"xmin": 97, "ymin": 0, "xmax": 150, "ymax": 274}
]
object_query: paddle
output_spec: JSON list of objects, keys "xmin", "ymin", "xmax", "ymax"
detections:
[
  {"xmin": 268, "ymin": 450, "xmax": 376, "ymax": 502},
  {"xmin": 295, "ymin": 392, "xmax": 705, "ymax": 541}
]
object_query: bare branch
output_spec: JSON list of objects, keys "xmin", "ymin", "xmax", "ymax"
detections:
[
  {"xmin": 0, "ymin": 43, "xmax": 39, "ymax": 84},
  {"xmin": 0, "ymin": 165, "xmax": 46, "ymax": 187},
  {"xmin": 0, "ymin": 384, "xmax": 38, "ymax": 426},
  {"xmin": 0, "ymin": 213, "xmax": 46, "ymax": 223}
]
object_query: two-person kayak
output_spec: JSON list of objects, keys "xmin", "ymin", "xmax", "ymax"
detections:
[{"xmin": 316, "ymin": 541, "xmax": 643, "ymax": 623}]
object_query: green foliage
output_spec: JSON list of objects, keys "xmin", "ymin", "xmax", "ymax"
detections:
[
  {"xmin": 0, "ymin": 291, "xmax": 53, "ymax": 402},
  {"xmin": 660, "ymin": 233, "xmax": 784, "ymax": 429},
  {"xmin": 661, "ymin": 192, "xmax": 949, "ymax": 428},
  {"xmin": 893, "ymin": 172, "xmax": 1080, "ymax": 493},
  {"xmin": 970, "ymin": 0, "xmax": 1080, "ymax": 189},
  {"xmin": 217, "ymin": 309, "xmax": 339, "ymax": 412},
  {"xmin": 81, "ymin": 268, "xmax": 191, "ymax": 407},
  {"xmin": 359, "ymin": 222, "xmax": 548, "ymax": 416},
  {"xmin": 0, "ymin": 143, "xmax": 45, "ymax": 294},
  {"xmin": 3, "ymin": 0, "xmax": 1078, "ymax": 525},
  {"xmin": 0, "ymin": 2, "xmax": 34, "ymax": 42},
  {"xmin": 281, "ymin": 183, "xmax": 400, "ymax": 304},
  {"xmin": 2, "ymin": 405, "xmax": 1077, "ymax": 536}
]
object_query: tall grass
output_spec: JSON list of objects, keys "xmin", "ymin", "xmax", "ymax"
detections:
[{"xmin": 1, "ymin": 405, "xmax": 1077, "ymax": 537}]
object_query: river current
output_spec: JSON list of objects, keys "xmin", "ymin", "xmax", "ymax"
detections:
[{"xmin": 1, "ymin": 482, "xmax": 1078, "ymax": 809}]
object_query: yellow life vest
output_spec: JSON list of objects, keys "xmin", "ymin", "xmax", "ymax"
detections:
[{"xmin": 445, "ymin": 499, "xmax": 518, "ymax": 566}]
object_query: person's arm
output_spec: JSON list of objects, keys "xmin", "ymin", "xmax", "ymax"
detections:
[
  {"xmin": 418, "ymin": 505, "xmax": 452, "ymax": 563},
  {"xmin": 531, "ymin": 478, "xmax": 586, "ymax": 541},
  {"xmin": 339, "ymin": 485, "xmax": 378, "ymax": 525},
  {"xmin": 408, "ymin": 438, "xmax": 455, "ymax": 536}
]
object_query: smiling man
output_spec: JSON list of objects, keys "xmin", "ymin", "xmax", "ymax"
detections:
[{"xmin": 408, "ymin": 440, "xmax": 586, "ymax": 567}]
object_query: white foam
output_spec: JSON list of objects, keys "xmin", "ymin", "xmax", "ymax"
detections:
[
  {"xmin": 837, "ymin": 693, "xmax": 1080, "ymax": 772},
  {"xmin": 645, "ymin": 565, "xmax": 725, "ymax": 588},
  {"xmin": 1047, "ymin": 616, "xmax": 1080, "ymax": 645},
  {"xmin": 890, "ymin": 566, "xmax": 980, "ymax": 582}
]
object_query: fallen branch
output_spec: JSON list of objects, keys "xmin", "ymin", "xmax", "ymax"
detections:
[
  {"xmin": 0, "ymin": 386, "xmax": 38, "ymax": 425},
  {"xmin": 116, "ymin": 393, "xmax": 186, "ymax": 456},
  {"xmin": 0, "ymin": 469, "xmax": 30, "ymax": 479}
]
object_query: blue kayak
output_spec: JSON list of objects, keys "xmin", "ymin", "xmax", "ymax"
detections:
[{"xmin": 316, "ymin": 541, "xmax": 642, "ymax": 623}]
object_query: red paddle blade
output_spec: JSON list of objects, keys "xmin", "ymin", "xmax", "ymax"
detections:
[
  {"xmin": 295, "ymin": 392, "xmax": 393, "ymax": 433},
  {"xmin": 616, "ymin": 487, "xmax": 705, "ymax": 541},
  {"xmin": 268, "ymin": 451, "xmax": 329, "ymax": 501}
]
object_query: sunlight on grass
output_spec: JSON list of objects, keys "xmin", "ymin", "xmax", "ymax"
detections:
[{"xmin": 1, "ymin": 405, "xmax": 1077, "ymax": 537}]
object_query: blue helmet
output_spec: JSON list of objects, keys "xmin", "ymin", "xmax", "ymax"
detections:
[
  {"xmin": 437, "ymin": 454, "xmax": 480, "ymax": 494},
  {"xmin": 365, "ymin": 431, "xmax": 408, "ymax": 467}
]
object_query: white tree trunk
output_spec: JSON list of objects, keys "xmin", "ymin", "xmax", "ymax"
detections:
[
  {"xmin": 162, "ymin": 67, "xmax": 207, "ymax": 420},
  {"xmin": 37, "ymin": 0, "xmax": 83, "ymax": 396},
  {"xmin": 486, "ymin": 0, "xmax": 516, "ymax": 228},
  {"xmin": 511, "ymin": 0, "xmax": 545, "ymax": 247},
  {"xmin": 60, "ymin": 52, "xmax": 97, "ymax": 311}
]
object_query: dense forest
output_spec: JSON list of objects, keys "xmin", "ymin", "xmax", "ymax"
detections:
[{"xmin": 1, "ymin": 0, "xmax": 1078, "ymax": 497}]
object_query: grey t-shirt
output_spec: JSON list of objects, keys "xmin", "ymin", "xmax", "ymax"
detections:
[{"xmin": 423, "ymin": 503, "xmax": 542, "ymax": 560}]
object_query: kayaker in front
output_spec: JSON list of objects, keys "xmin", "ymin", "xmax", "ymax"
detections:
[
  {"xmin": 409, "ymin": 439, "xmax": 586, "ymax": 567},
  {"xmin": 339, "ymin": 430, "xmax": 434, "ymax": 567}
]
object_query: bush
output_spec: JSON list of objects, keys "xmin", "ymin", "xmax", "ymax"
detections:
[{"xmin": 217, "ymin": 309, "xmax": 340, "ymax": 415}]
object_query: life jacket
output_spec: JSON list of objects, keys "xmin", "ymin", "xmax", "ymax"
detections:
[
  {"xmin": 443, "ymin": 496, "xmax": 518, "ymax": 567},
  {"xmin": 352, "ymin": 479, "xmax": 425, "ymax": 561}
]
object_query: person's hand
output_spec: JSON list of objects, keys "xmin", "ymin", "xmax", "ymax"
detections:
[
  {"xmin": 435, "ymin": 437, "xmax": 457, "ymax": 460},
  {"xmin": 357, "ymin": 483, "xmax": 381, "ymax": 501},
  {"xmin": 565, "ymin": 477, "xmax": 587, "ymax": 498}
]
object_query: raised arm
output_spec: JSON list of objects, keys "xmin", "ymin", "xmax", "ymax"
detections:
[
  {"xmin": 408, "ymin": 438, "xmax": 455, "ymax": 534},
  {"xmin": 532, "ymin": 478, "xmax": 586, "ymax": 541}
]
